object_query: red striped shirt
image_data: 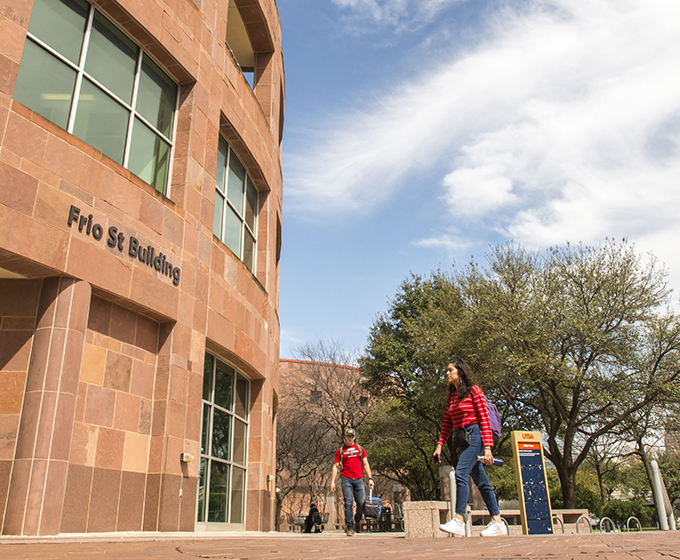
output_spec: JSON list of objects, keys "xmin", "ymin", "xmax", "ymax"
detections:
[{"xmin": 438, "ymin": 385, "xmax": 494, "ymax": 448}]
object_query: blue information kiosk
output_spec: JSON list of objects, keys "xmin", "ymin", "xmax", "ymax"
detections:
[{"xmin": 511, "ymin": 431, "xmax": 554, "ymax": 535}]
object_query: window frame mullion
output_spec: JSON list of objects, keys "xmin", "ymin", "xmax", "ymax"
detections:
[
  {"xmin": 66, "ymin": 3, "xmax": 94, "ymax": 133},
  {"xmin": 122, "ymin": 47, "xmax": 144, "ymax": 168}
]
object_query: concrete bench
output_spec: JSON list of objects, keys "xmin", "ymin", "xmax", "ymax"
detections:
[{"xmin": 402, "ymin": 501, "xmax": 452, "ymax": 538}]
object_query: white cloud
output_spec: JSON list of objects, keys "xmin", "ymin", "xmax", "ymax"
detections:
[
  {"xmin": 285, "ymin": 0, "xmax": 680, "ymax": 271},
  {"xmin": 442, "ymin": 165, "xmax": 516, "ymax": 216},
  {"xmin": 413, "ymin": 234, "xmax": 473, "ymax": 253},
  {"xmin": 330, "ymin": 0, "xmax": 464, "ymax": 27}
]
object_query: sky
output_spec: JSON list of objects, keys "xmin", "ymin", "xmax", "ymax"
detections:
[{"xmin": 275, "ymin": 0, "xmax": 680, "ymax": 360}]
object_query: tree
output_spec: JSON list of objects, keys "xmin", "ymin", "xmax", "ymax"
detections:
[
  {"xmin": 360, "ymin": 398, "xmax": 442, "ymax": 500},
  {"xmin": 287, "ymin": 339, "xmax": 373, "ymax": 440},
  {"xmin": 609, "ymin": 457, "xmax": 652, "ymax": 499},
  {"xmin": 457, "ymin": 241, "xmax": 680, "ymax": 508},
  {"xmin": 275, "ymin": 405, "xmax": 334, "ymax": 529},
  {"xmin": 657, "ymin": 449, "xmax": 680, "ymax": 503},
  {"xmin": 585, "ymin": 434, "xmax": 631, "ymax": 502}
]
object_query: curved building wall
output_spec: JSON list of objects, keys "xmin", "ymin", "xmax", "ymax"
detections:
[{"xmin": 0, "ymin": 0, "xmax": 283, "ymax": 534}]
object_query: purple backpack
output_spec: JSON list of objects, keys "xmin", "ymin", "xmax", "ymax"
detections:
[{"xmin": 486, "ymin": 397, "xmax": 502, "ymax": 442}]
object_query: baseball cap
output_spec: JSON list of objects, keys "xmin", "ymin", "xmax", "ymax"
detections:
[{"xmin": 345, "ymin": 428, "xmax": 356, "ymax": 437}]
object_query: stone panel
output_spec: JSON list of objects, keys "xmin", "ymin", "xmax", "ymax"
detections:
[
  {"xmin": 60, "ymin": 464, "xmax": 93, "ymax": 533},
  {"xmin": 87, "ymin": 468, "xmax": 121, "ymax": 532},
  {"xmin": 143, "ymin": 473, "xmax": 161, "ymax": 531},
  {"xmin": 158, "ymin": 473, "xmax": 181, "ymax": 531},
  {"xmin": 117, "ymin": 471, "xmax": 146, "ymax": 531},
  {"xmin": 0, "ymin": 460, "xmax": 11, "ymax": 531}
]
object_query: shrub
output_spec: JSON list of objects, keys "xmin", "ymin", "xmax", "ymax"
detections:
[{"xmin": 601, "ymin": 498, "xmax": 653, "ymax": 528}]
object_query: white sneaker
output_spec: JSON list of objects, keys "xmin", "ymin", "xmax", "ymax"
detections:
[
  {"xmin": 439, "ymin": 517, "xmax": 465, "ymax": 536},
  {"xmin": 480, "ymin": 519, "xmax": 508, "ymax": 537}
]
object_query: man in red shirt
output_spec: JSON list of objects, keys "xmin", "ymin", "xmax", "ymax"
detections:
[{"xmin": 330, "ymin": 428, "xmax": 374, "ymax": 536}]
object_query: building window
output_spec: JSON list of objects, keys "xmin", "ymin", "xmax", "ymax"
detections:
[
  {"xmin": 310, "ymin": 390, "xmax": 322, "ymax": 405},
  {"xmin": 213, "ymin": 136, "xmax": 258, "ymax": 272},
  {"xmin": 199, "ymin": 353, "xmax": 250, "ymax": 525},
  {"xmin": 13, "ymin": 0, "xmax": 177, "ymax": 195}
]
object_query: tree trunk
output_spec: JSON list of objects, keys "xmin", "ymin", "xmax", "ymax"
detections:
[
  {"xmin": 557, "ymin": 465, "xmax": 577, "ymax": 509},
  {"xmin": 594, "ymin": 462, "xmax": 608, "ymax": 502}
]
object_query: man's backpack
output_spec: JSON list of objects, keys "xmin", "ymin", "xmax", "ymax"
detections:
[{"xmin": 486, "ymin": 397, "xmax": 502, "ymax": 442}]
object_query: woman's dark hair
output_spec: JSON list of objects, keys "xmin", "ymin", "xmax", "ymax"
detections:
[{"xmin": 448, "ymin": 358, "xmax": 475, "ymax": 400}]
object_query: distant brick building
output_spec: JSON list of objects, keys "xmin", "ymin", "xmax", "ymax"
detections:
[{"xmin": 0, "ymin": 0, "xmax": 284, "ymax": 535}]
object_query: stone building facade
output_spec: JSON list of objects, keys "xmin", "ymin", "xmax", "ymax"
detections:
[{"xmin": 0, "ymin": 0, "xmax": 283, "ymax": 534}]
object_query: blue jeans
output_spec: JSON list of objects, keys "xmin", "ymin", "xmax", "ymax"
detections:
[
  {"xmin": 455, "ymin": 423, "xmax": 500, "ymax": 517},
  {"xmin": 341, "ymin": 476, "xmax": 365, "ymax": 530}
]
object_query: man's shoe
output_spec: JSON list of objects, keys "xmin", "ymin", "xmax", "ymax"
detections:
[
  {"xmin": 439, "ymin": 517, "xmax": 465, "ymax": 536},
  {"xmin": 346, "ymin": 529, "xmax": 355, "ymax": 536},
  {"xmin": 480, "ymin": 519, "xmax": 508, "ymax": 537}
]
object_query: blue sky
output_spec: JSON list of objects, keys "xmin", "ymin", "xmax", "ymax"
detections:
[{"xmin": 276, "ymin": 0, "xmax": 680, "ymax": 360}]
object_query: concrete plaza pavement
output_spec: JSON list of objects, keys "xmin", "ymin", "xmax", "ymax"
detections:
[{"xmin": 1, "ymin": 530, "xmax": 679, "ymax": 560}]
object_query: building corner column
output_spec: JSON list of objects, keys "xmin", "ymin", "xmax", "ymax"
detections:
[{"xmin": 3, "ymin": 277, "xmax": 91, "ymax": 535}]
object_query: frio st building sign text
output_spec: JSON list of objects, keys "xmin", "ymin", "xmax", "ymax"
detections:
[{"xmin": 67, "ymin": 205, "xmax": 181, "ymax": 286}]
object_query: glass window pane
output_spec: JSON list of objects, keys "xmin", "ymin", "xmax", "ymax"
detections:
[
  {"xmin": 216, "ymin": 137, "xmax": 228, "ymax": 194},
  {"xmin": 211, "ymin": 409, "xmax": 231, "ymax": 460},
  {"xmin": 202, "ymin": 354, "xmax": 213, "ymax": 401},
  {"xmin": 208, "ymin": 461, "xmax": 229, "ymax": 522},
  {"xmin": 28, "ymin": 0, "xmax": 88, "ymax": 64},
  {"xmin": 128, "ymin": 118, "xmax": 171, "ymax": 194},
  {"xmin": 230, "ymin": 467, "xmax": 245, "ymax": 524},
  {"xmin": 73, "ymin": 78, "xmax": 129, "ymax": 164},
  {"xmin": 243, "ymin": 231, "xmax": 254, "ymax": 273},
  {"xmin": 201, "ymin": 404, "xmax": 210, "ymax": 455},
  {"xmin": 13, "ymin": 41, "xmax": 76, "ymax": 129},
  {"xmin": 85, "ymin": 11, "xmax": 138, "ymax": 104},
  {"xmin": 214, "ymin": 361, "xmax": 233, "ymax": 410},
  {"xmin": 245, "ymin": 181, "xmax": 257, "ymax": 231},
  {"xmin": 233, "ymin": 419, "xmax": 246, "ymax": 466},
  {"xmin": 224, "ymin": 205, "xmax": 242, "ymax": 257},
  {"xmin": 227, "ymin": 152, "xmax": 245, "ymax": 214},
  {"xmin": 197, "ymin": 457, "xmax": 207, "ymax": 522},
  {"xmin": 136, "ymin": 54, "xmax": 176, "ymax": 138},
  {"xmin": 235, "ymin": 375, "xmax": 248, "ymax": 419},
  {"xmin": 213, "ymin": 191, "xmax": 224, "ymax": 239}
]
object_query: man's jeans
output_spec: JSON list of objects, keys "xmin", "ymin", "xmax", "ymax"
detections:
[
  {"xmin": 454, "ymin": 423, "xmax": 500, "ymax": 517},
  {"xmin": 341, "ymin": 476, "xmax": 365, "ymax": 530}
]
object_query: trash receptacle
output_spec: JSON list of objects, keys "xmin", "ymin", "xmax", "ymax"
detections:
[{"xmin": 379, "ymin": 506, "xmax": 392, "ymax": 532}]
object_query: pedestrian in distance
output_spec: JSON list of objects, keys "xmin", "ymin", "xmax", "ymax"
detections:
[
  {"xmin": 330, "ymin": 428, "xmax": 374, "ymax": 536},
  {"xmin": 303, "ymin": 503, "xmax": 320, "ymax": 533},
  {"xmin": 432, "ymin": 358, "xmax": 508, "ymax": 537}
]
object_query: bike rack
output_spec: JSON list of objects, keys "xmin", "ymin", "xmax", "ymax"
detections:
[
  {"xmin": 626, "ymin": 516, "xmax": 642, "ymax": 531},
  {"xmin": 576, "ymin": 514, "xmax": 592, "ymax": 533},
  {"xmin": 552, "ymin": 515, "xmax": 565, "ymax": 533},
  {"xmin": 599, "ymin": 517, "xmax": 616, "ymax": 532}
]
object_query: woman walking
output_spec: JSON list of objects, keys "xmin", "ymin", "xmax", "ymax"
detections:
[{"xmin": 432, "ymin": 358, "xmax": 507, "ymax": 537}]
